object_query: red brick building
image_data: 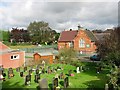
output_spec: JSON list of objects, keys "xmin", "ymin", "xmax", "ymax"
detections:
[
  {"xmin": 33, "ymin": 52, "xmax": 54, "ymax": 64},
  {"xmin": 0, "ymin": 42, "xmax": 25, "ymax": 68},
  {"xmin": 58, "ymin": 27, "xmax": 97, "ymax": 54}
]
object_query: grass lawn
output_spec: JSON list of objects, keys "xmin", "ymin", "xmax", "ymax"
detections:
[
  {"xmin": 2, "ymin": 62, "xmax": 109, "ymax": 90},
  {"xmin": 9, "ymin": 45, "xmax": 36, "ymax": 49}
]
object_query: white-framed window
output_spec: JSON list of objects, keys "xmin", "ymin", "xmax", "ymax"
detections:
[
  {"xmin": 11, "ymin": 54, "xmax": 19, "ymax": 60},
  {"xmin": 79, "ymin": 39, "xmax": 85, "ymax": 48}
]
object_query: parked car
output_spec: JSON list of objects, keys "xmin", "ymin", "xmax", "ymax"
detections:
[{"xmin": 90, "ymin": 54, "xmax": 101, "ymax": 61}]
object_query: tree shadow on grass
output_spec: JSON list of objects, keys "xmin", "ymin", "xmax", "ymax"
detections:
[
  {"xmin": 48, "ymin": 83, "xmax": 53, "ymax": 89},
  {"xmin": 83, "ymin": 80, "xmax": 105, "ymax": 90}
]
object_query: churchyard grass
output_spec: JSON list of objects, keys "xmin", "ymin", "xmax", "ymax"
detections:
[{"xmin": 2, "ymin": 62, "xmax": 109, "ymax": 89}]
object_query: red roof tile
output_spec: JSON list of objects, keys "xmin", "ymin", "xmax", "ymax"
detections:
[
  {"xmin": 58, "ymin": 30, "xmax": 78, "ymax": 41},
  {"xmin": 0, "ymin": 42, "xmax": 10, "ymax": 50}
]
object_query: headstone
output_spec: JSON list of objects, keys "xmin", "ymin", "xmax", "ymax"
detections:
[
  {"xmin": 34, "ymin": 74, "xmax": 40, "ymax": 83},
  {"xmin": 39, "ymin": 78, "xmax": 48, "ymax": 90},
  {"xmin": 80, "ymin": 66, "xmax": 83, "ymax": 72},
  {"xmin": 42, "ymin": 61, "xmax": 45, "ymax": 67},
  {"xmin": 0, "ymin": 68, "xmax": 3, "ymax": 75},
  {"xmin": 25, "ymin": 75, "xmax": 31, "ymax": 86},
  {"xmin": 42, "ymin": 68, "xmax": 45, "ymax": 74},
  {"xmin": 53, "ymin": 78, "xmax": 58, "ymax": 90},
  {"xmin": 16, "ymin": 67, "xmax": 20, "ymax": 72},
  {"xmin": 8, "ymin": 68, "xmax": 14, "ymax": 79},
  {"xmin": 77, "ymin": 67, "xmax": 80, "ymax": 73},
  {"xmin": 36, "ymin": 69, "xmax": 39, "ymax": 74},
  {"xmin": 52, "ymin": 68, "xmax": 56, "ymax": 73},
  {"xmin": 24, "ymin": 67, "xmax": 27, "ymax": 72},
  {"xmin": 64, "ymin": 77, "xmax": 69, "ymax": 88},
  {"xmin": 55, "ymin": 74, "xmax": 59, "ymax": 79},
  {"xmin": 29, "ymin": 69, "xmax": 32, "ymax": 75},
  {"xmin": 47, "ymin": 66, "xmax": 51, "ymax": 74},
  {"xmin": 105, "ymin": 83, "xmax": 108, "ymax": 90},
  {"xmin": 59, "ymin": 72, "xmax": 64, "ymax": 79},
  {"xmin": 20, "ymin": 72, "xmax": 23, "ymax": 77},
  {"xmin": 36, "ymin": 64, "xmax": 40, "ymax": 69}
]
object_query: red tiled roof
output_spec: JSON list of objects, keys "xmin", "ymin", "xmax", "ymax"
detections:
[{"xmin": 58, "ymin": 30, "xmax": 78, "ymax": 41}]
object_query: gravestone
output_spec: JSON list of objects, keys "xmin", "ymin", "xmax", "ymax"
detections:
[
  {"xmin": 39, "ymin": 78, "xmax": 48, "ymax": 90},
  {"xmin": 36, "ymin": 69, "xmax": 39, "ymax": 74},
  {"xmin": 53, "ymin": 78, "xmax": 58, "ymax": 90},
  {"xmin": 0, "ymin": 68, "xmax": 3, "ymax": 75},
  {"xmin": 42, "ymin": 68, "xmax": 45, "ymax": 74},
  {"xmin": 80, "ymin": 66, "xmax": 83, "ymax": 72},
  {"xmin": 20, "ymin": 72, "xmax": 23, "ymax": 77},
  {"xmin": 47, "ymin": 66, "xmax": 51, "ymax": 74},
  {"xmin": 36, "ymin": 64, "xmax": 40, "ymax": 69},
  {"xmin": 29, "ymin": 69, "xmax": 32, "ymax": 75},
  {"xmin": 25, "ymin": 75, "xmax": 31, "ymax": 86},
  {"xmin": 68, "ymin": 70, "xmax": 72, "ymax": 76},
  {"xmin": 42, "ymin": 61, "xmax": 45, "ymax": 67},
  {"xmin": 16, "ymin": 67, "xmax": 20, "ymax": 72},
  {"xmin": 34, "ymin": 74, "xmax": 40, "ymax": 83},
  {"xmin": 55, "ymin": 74, "xmax": 59, "ymax": 79},
  {"xmin": 8, "ymin": 68, "xmax": 14, "ymax": 79},
  {"xmin": 76, "ymin": 67, "xmax": 80, "ymax": 73},
  {"xmin": 24, "ymin": 67, "xmax": 27, "ymax": 72},
  {"xmin": 64, "ymin": 77, "xmax": 69, "ymax": 88},
  {"xmin": 52, "ymin": 68, "xmax": 56, "ymax": 73},
  {"xmin": 59, "ymin": 72, "xmax": 64, "ymax": 79}
]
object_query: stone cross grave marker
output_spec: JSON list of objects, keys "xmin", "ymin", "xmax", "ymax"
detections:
[
  {"xmin": 39, "ymin": 78, "xmax": 48, "ymax": 90},
  {"xmin": 8, "ymin": 68, "xmax": 14, "ymax": 79},
  {"xmin": 64, "ymin": 77, "xmax": 69, "ymax": 88},
  {"xmin": 53, "ymin": 77, "xmax": 58, "ymax": 90},
  {"xmin": 16, "ymin": 67, "xmax": 20, "ymax": 72},
  {"xmin": 34, "ymin": 74, "xmax": 40, "ymax": 83},
  {"xmin": 25, "ymin": 74, "xmax": 31, "ymax": 86}
]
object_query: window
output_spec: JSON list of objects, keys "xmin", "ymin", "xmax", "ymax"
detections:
[
  {"xmin": 79, "ymin": 39, "xmax": 85, "ymax": 47},
  {"xmin": 86, "ymin": 44, "xmax": 90, "ymax": 48},
  {"xmin": 11, "ymin": 54, "xmax": 19, "ymax": 60}
]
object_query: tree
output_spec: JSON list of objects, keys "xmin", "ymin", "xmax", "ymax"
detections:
[
  {"xmin": 96, "ymin": 27, "xmax": 120, "ymax": 66},
  {"xmin": 0, "ymin": 30, "xmax": 10, "ymax": 41},
  {"xmin": 27, "ymin": 21, "xmax": 57, "ymax": 44},
  {"xmin": 58, "ymin": 48, "xmax": 77, "ymax": 63}
]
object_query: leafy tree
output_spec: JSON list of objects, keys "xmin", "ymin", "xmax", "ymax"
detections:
[
  {"xmin": 58, "ymin": 48, "xmax": 77, "ymax": 63},
  {"xmin": 96, "ymin": 27, "xmax": 120, "ymax": 66},
  {"xmin": 0, "ymin": 30, "xmax": 10, "ymax": 41},
  {"xmin": 27, "ymin": 21, "xmax": 57, "ymax": 44}
]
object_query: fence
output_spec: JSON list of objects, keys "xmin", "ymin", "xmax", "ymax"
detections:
[{"xmin": 19, "ymin": 45, "xmax": 57, "ymax": 53}]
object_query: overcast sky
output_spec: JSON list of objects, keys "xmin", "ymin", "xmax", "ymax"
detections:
[{"xmin": 0, "ymin": 0, "xmax": 119, "ymax": 32}]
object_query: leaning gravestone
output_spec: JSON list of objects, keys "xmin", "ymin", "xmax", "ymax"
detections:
[
  {"xmin": 39, "ymin": 78, "xmax": 48, "ymax": 90},
  {"xmin": 25, "ymin": 75, "xmax": 31, "ymax": 86},
  {"xmin": 53, "ymin": 78, "xmax": 58, "ymax": 90},
  {"xmin": 16, "ymin": 67, "xmax": 20, "ymax": 72},
  {"xmin": 8, "ymin": 68, "xmax": 14, "ymax": 79},
  {"xmin": 64, "ymin": 77, "xmax": 69, "ymax": 88},
  {"xmin": 34, "ymin": 74, "xmax": 40, "ymax": 83},
  {"xmin": 55, "ymin": 74, "xmax": 59, "ymax": 79},
  {"xmin": 20, "ymin": 72, "xmax": 23, "ymax": 77}
]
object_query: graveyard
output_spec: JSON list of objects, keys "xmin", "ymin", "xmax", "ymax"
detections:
[{"xmin": 1, "ymin": 62, "xmax": 109, "ymax": 89}]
